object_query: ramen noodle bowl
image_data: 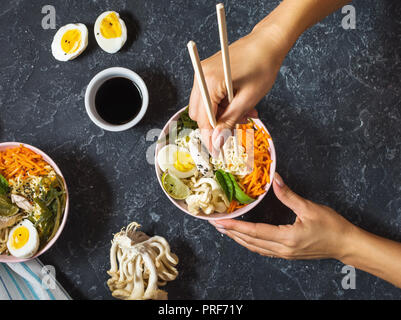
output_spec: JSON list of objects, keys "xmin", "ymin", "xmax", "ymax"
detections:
[
  {"xmin": 154, "ymin": 107, "xmax": 276, "ymax": 221},
  {"xmin": 0, "ymin": 142, "xmax": 69, "ymax": 263}
]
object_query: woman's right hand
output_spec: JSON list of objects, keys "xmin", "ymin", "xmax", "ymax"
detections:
[{"xmin": 188, "ymin": 25, "xmax": 289, "ymax": 154}]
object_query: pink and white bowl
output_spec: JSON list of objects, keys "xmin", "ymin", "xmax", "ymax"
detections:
[
  {"xmin": 154, "ymin": 107, "xmax": 276, "ymax": 221},
  {"xmin": 0, "ymin": 142, "xmax": 69, "ymax": 263}
]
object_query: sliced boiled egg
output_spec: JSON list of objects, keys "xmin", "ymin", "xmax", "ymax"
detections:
[
  {"xmin": 94, "ymin": 11, "xmax": 127, "ymax": 53},
  {"xmin": 7, "ymin": 219, "xmax": 39, "ymax": 259},
  {"xmin": 51, "ymin": 23, "xmax": 88, "ymax": 61},
  {"xmin": 158, "ymin": 144, "xmax": 197, "ymax": 179}
]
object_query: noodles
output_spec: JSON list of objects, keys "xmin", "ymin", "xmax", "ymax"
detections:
[
  {"xmin": 0, "ymin": 228, "xmax": 9, "ymax": 254},
  {"xmin": 0, "ymin": 215, "xmax": 23, "ymax": 254}
]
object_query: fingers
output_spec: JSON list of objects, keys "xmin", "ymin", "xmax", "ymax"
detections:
[
  {"xmin": 273, "ymin": 173, "xmax": 308, "ymax": 217},
  {"xmin": 200, "ymin": 126, "xmax": 214, "ymax": 155},
  {"xmin": 189, "ymin": 74, "xmax": 258, "ymax": 155},
  {"xmin": 209, "ymin": 219, "xmax": 286, "ymax": 243},
  {"xmin": 226, "ymin": 229, "xmax": 287, "ymax": 253},
  {"xmin": 246, "ymin": 108, "xmax": 258, "ymax": 119},
  {"xmin": 189, "ymin": 79, "xmax": 218, "ymax": 152},
  {"xmin": 211, "ymin": 89, "xmax": 255, "ymax": 150},
  {"xmin": 188, "ymin": 78, "xmax": 200, "ymax": 121},
  {"xmin": 224, "ymin": 230, "xmax": 277, "ymax": 257}
]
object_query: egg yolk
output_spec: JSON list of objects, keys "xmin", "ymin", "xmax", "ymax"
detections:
[
  {"xmin": 61, "ymin": 29, "xmax": 82, "ymax": 54},
  {"xmin": 100, "ymin": 12, "xmax": 122, "ymax": 39},
  {"xmin": 11, "ymin": 226, "xmax": 29, "ymax": 250},
  {"xmin": 174, "ymin": 152, "xmax": 195, "ymax": 172}
]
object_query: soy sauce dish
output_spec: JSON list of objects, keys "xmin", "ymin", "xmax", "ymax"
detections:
[
  {"xmin": 154, "ymin": 107, "xmax": 276, "ymax": 220},
  {"xmin": 85, "ymin": 67, "xmax": 149, "ymax": 132},
  {"xmin": 0, "ymin": 143, "xmax": 69, "ymax": 263}
]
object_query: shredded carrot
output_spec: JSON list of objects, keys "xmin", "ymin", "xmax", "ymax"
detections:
[
  {"xmin": 227, "ymin": 200, "xmax": 246, "ymax": 213},
  {"xmin": 229, "ymin": 121, "xmax": 272, "ymax": 212},
  {"xmin": 0, "ymin": 145, "xmax": 51, "ymax": 180}
]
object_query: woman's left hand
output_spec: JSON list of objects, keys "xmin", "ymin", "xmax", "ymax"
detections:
[{"xmin": 210, "ymin": 173, "xmax": 356, "ymax": 260}]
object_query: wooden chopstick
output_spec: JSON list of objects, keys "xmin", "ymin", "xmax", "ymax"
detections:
[
  {"xmin": 187, "ymin": 40, "xmax": 226, "ymax": 163},
  {"xmin": 216, "ymin": 3, "xmax": 233, "ymax": 103},
  {"xmin": 216, "ymin": 3, "xmax": 239, "ymax": 157},
  {"xmin": 187, "ymin": 40, "xmax": 217, "ymax": 129}
]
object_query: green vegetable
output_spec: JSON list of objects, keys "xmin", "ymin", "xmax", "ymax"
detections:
[
  {"xmin": 0, "ymin": 174, "xmax": 9, "ymax": 195},
  {"xmin": 158, "ymin": 107, "xmax": 198, "ymax": 145},
  {"xmin": 215, "ymin": 170, "xmax": 233, "ymax": 202},
  {"xmin": 0, "ymin": 194, "xmax": 19, "ymax": 217},
  {"xmin": 34, "ymin": 197, "xmax": 54, "ymax": 243},
  {"xmin": 178, "ymin": 107, "xmax": 198, "ymax": 133},
  {"xmin": 32, "ymin": 174, "xmax": 66, "ymax": 245},
  {"xmin": 228, "ymin": 173, "xmax": 255, "ymax": 205},
  {"xmin": 161, "ymin": 170, "xmax": 191, "ymax": 200}
]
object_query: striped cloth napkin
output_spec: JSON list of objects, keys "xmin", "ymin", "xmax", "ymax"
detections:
[{"xmin": 0, "ymin": 259, "xmax": 71, "ymax": 300}]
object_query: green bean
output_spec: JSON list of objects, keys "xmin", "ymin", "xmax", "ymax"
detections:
[
  {"xmin": 228, "ymin": 173, "xmax": 255, "ymax": 205},
  {"xmin": 215, "ymin": 170, "xmax": 233, "ymax": 202}
]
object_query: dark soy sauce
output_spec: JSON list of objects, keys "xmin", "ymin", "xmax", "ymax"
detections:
[{"xmin": 95, "ymin": 77, "xmax": 142, "ymax": 125}]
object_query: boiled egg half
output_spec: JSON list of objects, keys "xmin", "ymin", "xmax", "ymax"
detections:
[
  {"xmin": 94, "ymin": 11, "xmax": 127, "ymax": 53},
  {"xmin": 7, "ymin": 219, "xmax": 39, "ymax": 259},
  {"xmin": 158, "ymin": 144, "xmax": 197, "ymax": 178},
  {"xmin": 51, "ymin": 23, "xmax": 88, "ymax": 61}
]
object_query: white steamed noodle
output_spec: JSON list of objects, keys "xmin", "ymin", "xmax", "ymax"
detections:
[{"xmin": 171, "ymin": 128, "xmax": 248, "ymax": 215}]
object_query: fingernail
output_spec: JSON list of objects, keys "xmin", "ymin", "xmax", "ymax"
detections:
[
  {"xmin": 216, "ymin": 227, "xmax": 226, "ymax": 234},
  {"xmin": 274, "ymin": 172, "xmax": 285, "ymax": 188}
]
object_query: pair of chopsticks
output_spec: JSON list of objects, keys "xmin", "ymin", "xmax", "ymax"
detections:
[{"xmin": 187, "ymin": 3, "xmax": 234, "ymax": 158}]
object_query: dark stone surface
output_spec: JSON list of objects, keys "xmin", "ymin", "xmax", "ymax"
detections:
[{"xmin": 0, "ymin": 0, "xmax": 400, "ymax": 299}]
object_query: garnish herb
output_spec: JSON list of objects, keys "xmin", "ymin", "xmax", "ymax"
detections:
[
  {"xmin": 159, "ymin": 107, "xmax": 198, "ymax": 145},
  {"xmin": 0, "ymin": 174, "xmax": 9, "ymax": 195},
  {"xmin": 177, "ymin": 107, "xmax": 198, "ymax": 133},
  {"xmin": 33, "ymin": 175, "xmax": 66, "ymax": 245},
  {"xmin": 0, "ymin": 194, "xmax": 19, "ymax": 217}
]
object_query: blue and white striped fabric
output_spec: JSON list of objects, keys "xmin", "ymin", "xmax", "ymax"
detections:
[{"xmin": 0, "ymin": 259, "xmax": 71, "ymax": 300}]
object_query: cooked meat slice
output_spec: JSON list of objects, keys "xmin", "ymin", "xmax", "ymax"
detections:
[{"xmin": 0, "ymin": 214, "xmax": 21, "ymax": 230}]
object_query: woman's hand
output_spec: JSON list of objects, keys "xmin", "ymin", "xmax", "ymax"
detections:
[
  {"xmin": 188, "ymin": 0, "xmax": 352, "ymax": 155},
  {"xmin": 210, "ymin": 173, "xmax": 356, "ymax": 260},
  {"xmin": 188, "ymin": 26, "xmax": 288, "ymax": 154},
  {"xmin": 210, "ymin": 173, "xmax": 401, "ymax": 288}
]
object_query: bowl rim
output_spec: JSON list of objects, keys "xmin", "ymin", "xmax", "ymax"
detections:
[
  {"xmin": 0, "ymin": 142, "xmax": 69, "ymax": 263},
  {"xmin": 154, "ymin": 107, "xmax": 276, "ymax": 221}
]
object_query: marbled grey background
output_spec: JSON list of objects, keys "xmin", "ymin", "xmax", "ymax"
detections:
[{"xmin": 0, "ymin": 0, "xmax": 400, "ymax": 299}]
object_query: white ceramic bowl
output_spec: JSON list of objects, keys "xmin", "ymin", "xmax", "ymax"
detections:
[
  {"xmin": 154, "ymin": 107, "xmax": 276, "ymax": 220},
  {"xmin": 85, "ymin": 67, "xmax": 149, "ymax": 132},
  {"xmin": 0, "ymin": 142, "xmax": 69, "ymax": 263}
]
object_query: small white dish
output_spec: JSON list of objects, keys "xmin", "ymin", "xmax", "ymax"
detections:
[{"xmin": 85, "ymin": 67, "xmax": 149, "ymax": 132}]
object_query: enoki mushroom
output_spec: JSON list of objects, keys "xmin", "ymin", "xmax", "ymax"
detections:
[
  {"xmin": 107, "ymin": 222, "xmax": 179, "ymax": 300},
  {"xmin": 0, "ymin": 228, "xmax": 10, "ymax": 254}
]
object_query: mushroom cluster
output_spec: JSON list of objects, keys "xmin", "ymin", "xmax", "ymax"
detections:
[
  {"xmin": 107, "ymin": 222, "xmax": 179, "ymax": 300},
  {"xmin": 186, "ymin": 177, "xmax": 230, "ymax": 215}
]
